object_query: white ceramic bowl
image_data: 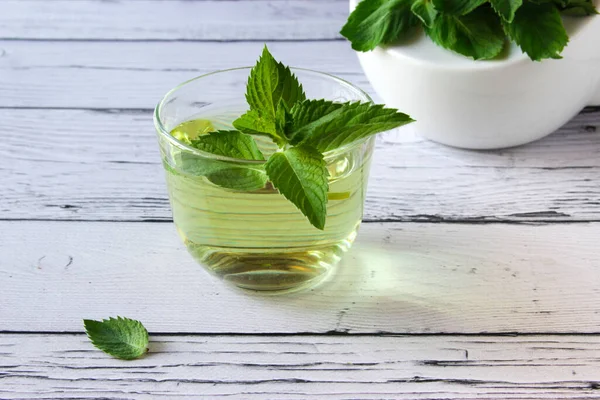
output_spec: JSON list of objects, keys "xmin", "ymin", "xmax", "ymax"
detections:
[{"xmin": 352, "ymin": 0, "xmax": 600, "ymax": 149}]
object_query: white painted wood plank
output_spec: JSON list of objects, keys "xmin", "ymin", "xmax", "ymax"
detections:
[
  {"xmin": 0, "ymin": 41, "xmax": 364, "ymax": 108},
  {"xmin": 1, "ymin": 108, "xmax": 598, "ymax": 222},
  {"xmin": 1, "ymin": 221, "xmax": 600, "ymax": 333},
  {"xmin": 0, "ymin": 0, "xmax": 347, "ymax": 41},
  {"xmin": 2, "ymin": 108, "xmax": 598, "ymax": 168},
  {"xmin": 0, "ymin": 41, "xmax": 360, "ymax": 73},
  {"xmin": 1, "ymin": 334, "xmax": 600, "ymax": 399},
  {"xmin": 0, "ymin": 68, "xmax": 367, "ymax": 109}
]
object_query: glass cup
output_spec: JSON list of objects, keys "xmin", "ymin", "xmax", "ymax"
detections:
[{"xmin": 154, "ymin": 68, "xmax": 375, "ymax": 292}]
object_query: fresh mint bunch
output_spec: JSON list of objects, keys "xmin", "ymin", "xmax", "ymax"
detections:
[
  {"xmin": 341, "ymin": 0, "xmax": 598, "ymax": 61},
  {"xmin": 184, "ymin": 46, "xmax": 414, "ymax": 230}
]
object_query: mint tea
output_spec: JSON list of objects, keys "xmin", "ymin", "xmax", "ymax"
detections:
[
  {"xmin": 154, "ymin": 48, "xmax": 412, "ymax": 292},
  {"xmin": 159, "ymin": 105, "xmax": 374, "ymax": 291}
]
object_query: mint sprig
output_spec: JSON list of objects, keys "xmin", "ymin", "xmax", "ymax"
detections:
[
  {"xmin": 84, "ymin": 317, "xmax": 149, "ymax": 360},
  {"xmin": 180, "ymin": 47, "xmax": 413, "ymax": 230},
  {"xmin": 341, "ymin": 0, "xmax": 597, "ymax": 61}
]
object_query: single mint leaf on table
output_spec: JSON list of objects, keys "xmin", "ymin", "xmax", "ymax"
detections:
[
  {"xmin": 84, "ymin": 317, "xmax": 149, "ymax": 360},
  {"xmin": 341, "ymin": 0, "xmax": 419, "ymax": 52},
  {"xmin": 265, "ymin": 146, "xmax": 329, "ymax": 230},
  {"xmin": 298, "ymin": 102, "xmax": 415, "ymax": 153},
  {"xmin": 426, "ymin": 6, "xmax": 506, "ymax": 60},
  {"xmin": 411, "ymin": 0, "xmax": 439, "ymax": 27},
  {"xmin": 489, "ymin": 0, "xmax": 523, "ymax": 22},
  {"xmin": 504, "ymin": 2, "xmax": 569, "ymax": 61},
  {"xmin": 432, "ymin": 0, "xmax": 487, "ymax": 15}
]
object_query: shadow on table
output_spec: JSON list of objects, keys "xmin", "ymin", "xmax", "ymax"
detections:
[{"xmin": 238, "ymin": 222, "xmax": 560, "ymax": 332}]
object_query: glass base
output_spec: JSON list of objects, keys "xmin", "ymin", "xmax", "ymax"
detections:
[{"xmin": 184, "ymin": 229, "xmax": 358, "ymax": 292}]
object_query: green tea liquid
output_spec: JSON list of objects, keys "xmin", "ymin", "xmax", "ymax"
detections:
[{"xmin": 162, "ymin": 107, "xmax": 373, "ymax": 291}]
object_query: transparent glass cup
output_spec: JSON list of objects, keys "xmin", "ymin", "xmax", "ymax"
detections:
[{"xmin": 154, "ymin": 68, "xmax": 375, "ymax": 292}]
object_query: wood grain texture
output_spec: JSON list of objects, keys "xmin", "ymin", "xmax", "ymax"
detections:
[
  {"xmin": 2, "ymin": 221, "xmax": 600, "ymax": 333},
  {"xmin": 1, "ymin": 108, "xmax": 598, "ymax": 222},
  {"xmin": 0, "ymin": 0, "xmax": 347, "ymax": 41},
  {"xmin": 1, "ymin": 41, "xmax": 598, "ymax": 223},
  {"xmin": 0, "ymin": 41, "xmax": 367, "ymax": 108},
  {"xmin": 0, "ymin": 41, "xmax": 358, "ymax": 73},
  {"xmin": 1, "ymin": 334, "xmax": 600, "ymax": 399},
  {"xmin": 3, "ymin": 0, "xmax": 600, "ymax": 397}
]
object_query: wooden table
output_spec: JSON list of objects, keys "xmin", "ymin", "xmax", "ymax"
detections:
[{"xmin": 2, "ymin": 1, "xmax": 600, "ymax": 398}]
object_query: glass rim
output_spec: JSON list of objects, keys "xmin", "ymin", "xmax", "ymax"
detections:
[{"xmin": 153, "ymin": 66, "xmax": 374, "ymax": 165}]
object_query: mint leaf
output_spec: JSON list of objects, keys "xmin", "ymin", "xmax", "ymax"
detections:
[
  {"xmin": 532, "ymin": 0, "xmax": 598, "ymax": 15},
  {"xmin": 559, "ymin": 0, "xmax": 598, "ymax": 15},
  {"xmin": 188, "ymin": 130, "xmax": 267, "ymax": 191},
  {"xmin": 426, "ymin": 6, "xmax": 506, "ymax": 60},
  {"xmin": 490, "ymin": 0, "xmax": 523, "ymax": 21},
  {"xmin": 288, "ymin": 99, "xmax": 345, "ymax": 144},
  {"xmin": 84, "ymin": 317, "xmax": 149, "ymax": 360},
  {"xmin": 191, "ymin": 130, "xmax": 265, "ymax": 161},
  {"xmin": 299, "ymin": 102, "xmax": 414, "ymax": 153},
  {"xmin": 265, "ymin": 146, "xmax": 329, "ymax": 230},
  {"xmin": 172, "ymin": 152, "xmax": 267, "ymax": 192},
  {"xmin": 233, "ymin": 110, "xmax": 286, "ymax": 147},
  {"xmin": 411, "ymin": 0, "xmax": 439, "ymax": 27},
  {"xmin": 275, "ymin": 99, "xmax": 293, "ymax": 140},
  {"xmin": 206, "ymin": 167, "xmax": 267, "ymax": 191},
  {"xmin": 504, "ymin": 2, "xmax": 569, "ymax": 61},
  {"xmin": 340, "ymin": 0, "xmax": 419, "ymax": 52},
  {"xmin": 245, "ymin": 46, "xmax": 306, "ymax": 117},
  {"xmin": 172, "ymin": 152, "xmax": 238, "ymax": 177},
  {"xmin": 237, "ymin": 46, "xmax": 305, "ymax": 146},
  {"xmin": 432, "ymin": 0, "xmax": 487, "ymax": 14}
]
